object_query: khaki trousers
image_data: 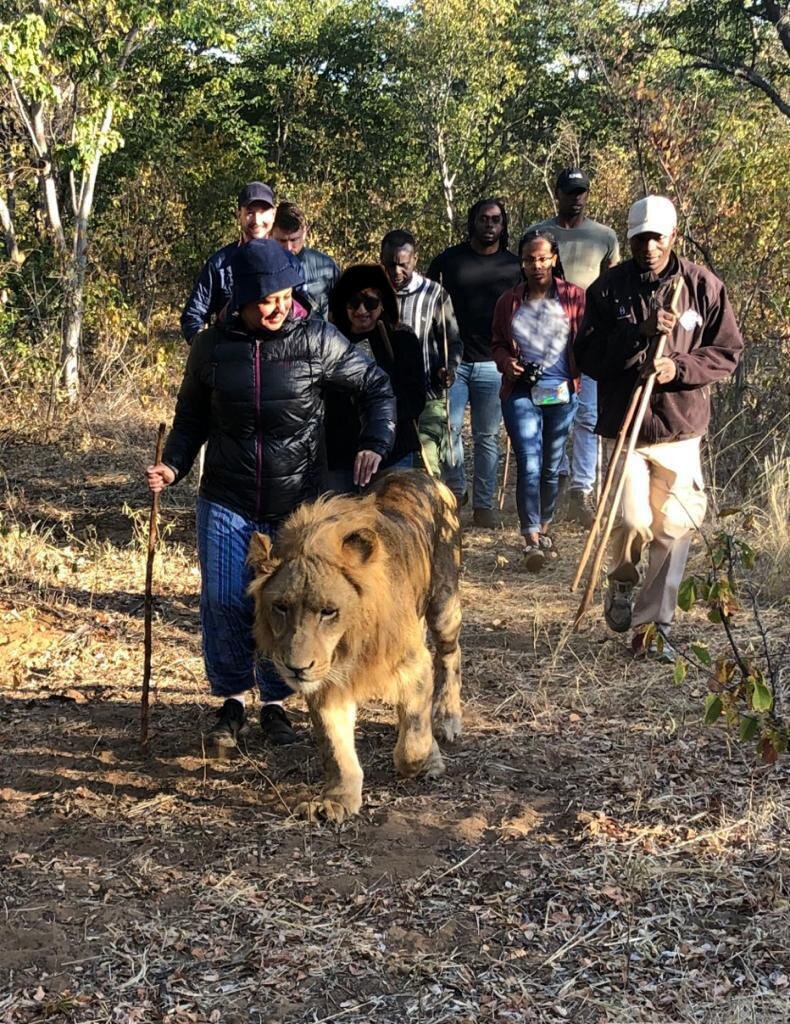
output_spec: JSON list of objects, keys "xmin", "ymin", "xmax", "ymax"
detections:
[{"xmin": 608, "ymin": 436, "xmax": 707, "ymax": 629}]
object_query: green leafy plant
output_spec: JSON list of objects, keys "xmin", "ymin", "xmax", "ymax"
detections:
[{"xmin": 673, "ymin": 512, "xmax": 787, "ymax": 764}]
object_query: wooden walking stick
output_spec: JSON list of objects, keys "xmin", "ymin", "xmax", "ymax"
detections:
[
  {"xmin": 571, "ymin": 278, "xmax": 683, "ymax": 629},
  {"xmin": 141, "ymin": 422, "xmax": 166, "ymax": 751},
  {"xmin": 438, "ymin": 274, "xmax": 455, "ymax": 468}
]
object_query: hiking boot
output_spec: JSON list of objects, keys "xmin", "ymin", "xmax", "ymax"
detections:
[
  {"xmin": 632, "ymin": 626, "xmax": 677, "ymax": 664},
  {"xmin": 524, "ymin": 543, "xmax": 545, "ymax": 572},
  {"xmin": 260, "ymin": 704, "xmax": 300, "ymax": 746},
  {"xmin": 473, "ymin": 507, "xmax": 502, "ymax": 529},
  {"xmin": 568, "ymin": 489, "xmax": 597, "ymax": 529},
  {"xmin": 453, "ymin": 490, "xmax": 469, "ymax": 509},
  {"xmin": 206, "ymin": 698, "xmax": 245, "ymax": 751},
  {"xmin": 604, "ymin": 579, "xmax": 634, "ymax": 633},
  {"xmin": 539, "ymin": 535, "xmax": 558, "ymax": 560}
]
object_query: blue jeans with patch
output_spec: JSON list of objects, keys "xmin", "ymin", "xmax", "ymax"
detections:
[
  {"xmin": 443, "ymin": 360, "xmax": 502, "ymax": 509},
  {"xmin": 196, "ymin": 498, "xmax": 292, "ymax": 701},
  {"xmin": 502, "ymin": 388, "xmax": 578, "ymax": 535}
]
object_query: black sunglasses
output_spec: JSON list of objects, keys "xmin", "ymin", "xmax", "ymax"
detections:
[{"xmin": 346, "ymin": 293, "xmax": 382, "ymax": 312}]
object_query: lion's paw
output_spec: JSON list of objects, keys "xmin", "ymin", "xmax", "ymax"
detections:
[
  {"xmin": 421, "ymin": 739, "xmax": 445, "ymax": 779},
  {"xmin": 433, "ymin": 713, "xmax": 463, "ymax": 743},
  {"xmin": 295, "ymin": 795, "xmax": 360, "ymax": 823}
]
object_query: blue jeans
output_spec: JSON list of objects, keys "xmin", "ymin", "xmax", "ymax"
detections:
[
  {"xmin": 502, "ymin": 388, "xmax": 578, "ymax": 535},
  {"xmin": 443, "ymin": 360, "xmax": 502, "ymax": 509},
  {"xmin": 570, "ymin": 374, "xmax": 599, "ymax": 493},
  {"xmin": 196, "ymin": 498, "xmax": 292, "ymax": 702}
]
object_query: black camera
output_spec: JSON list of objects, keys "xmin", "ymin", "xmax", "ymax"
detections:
[{"xmin": 522, "ymin": 361, "xmax": 543, "ymax": 387}]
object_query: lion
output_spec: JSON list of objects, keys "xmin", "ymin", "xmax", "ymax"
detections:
[{"xmin": 247, "ymin": 469, "xmax": 462, "ymax": 822}]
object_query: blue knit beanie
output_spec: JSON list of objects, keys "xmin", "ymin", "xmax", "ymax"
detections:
[{"xmin": 230, "ymin": 239, "xmax": 305, "ymax": 313}]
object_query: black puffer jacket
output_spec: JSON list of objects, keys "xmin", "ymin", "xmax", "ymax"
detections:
[
  {"xmin": 162, "ymin": 314, "xmax": 396, "ymax": 521},
  {"xmin": 325, "ymin": 324, "xmax": 426, "ymax": 471}
]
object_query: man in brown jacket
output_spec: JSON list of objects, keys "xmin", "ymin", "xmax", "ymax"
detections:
[{"xmin": 575, "ymin": 196, "xmax": 743, "ymax": 660}]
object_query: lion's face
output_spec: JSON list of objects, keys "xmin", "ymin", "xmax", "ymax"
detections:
[{"xmin": 248, "ymin": 529, "xmax": 377, "ymax": 695}]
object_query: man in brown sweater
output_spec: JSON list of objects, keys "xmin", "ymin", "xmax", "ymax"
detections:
[{"xmin": 575, "ymin": 196, "xmax": 743, "ymax": 660}]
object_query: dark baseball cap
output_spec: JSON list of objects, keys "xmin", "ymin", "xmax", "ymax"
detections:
[
  {"xmin": 237, "ymin": 181, "xmax": 275, "ymax": 208},
  {"xmin": 556, "ymin": 168, "xmax": 590, "ymax": 194}
]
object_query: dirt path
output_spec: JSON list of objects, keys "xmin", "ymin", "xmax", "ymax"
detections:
[{"xmin": 0, "ymin": 411, "xmax": 787, "ymax": 1023}]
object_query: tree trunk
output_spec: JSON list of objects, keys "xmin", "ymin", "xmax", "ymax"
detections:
[
  {"xmin": 435, "ymin": 124, "xmax": 456, "ymax": 234},
  {"xmin": 58, "ymin": 99, "xmax": 115, "ymax": 402}
]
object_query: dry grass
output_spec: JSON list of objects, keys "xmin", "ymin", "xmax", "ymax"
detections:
[
  {"xmin": 758, "ymin": 447, "xmax": 790, "ymax": 601},
  {"xmin": 0, "ymin": 395, "xmax": 788, "ymax": 1024}
]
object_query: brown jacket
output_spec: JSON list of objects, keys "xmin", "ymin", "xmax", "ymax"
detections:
[{"xmin": 575, "ymin": 253, "xmax": 743, "ymax": 442}]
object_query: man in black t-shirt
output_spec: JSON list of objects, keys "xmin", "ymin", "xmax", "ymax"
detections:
[{"xmin": 428, "ymin": 199, "xmax": 521, "ymax": 527}]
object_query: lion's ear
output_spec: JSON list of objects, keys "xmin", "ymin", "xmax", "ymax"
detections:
[
  {"xmin": 342, "ymin": 528, "xmax": 379, "ymax": 566},
  {"xmin": 248, "ymin": 532, "xmax": 279, "ymax": 578}
]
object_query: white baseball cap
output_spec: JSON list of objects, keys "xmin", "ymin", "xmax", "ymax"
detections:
[{"xmin": 627, "ymin": 195, "xmax": 677, "ymax": 239}]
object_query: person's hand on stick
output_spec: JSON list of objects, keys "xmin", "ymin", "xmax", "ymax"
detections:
[
  {"xmin": 651, "ymin": 356, "xmax": 677, "ymax": 384},
  {"xmin": 639, "ymin": 307, "xmax": 677, "ymax": 338},
  {"xmin": 146, "ymin": 463, "xmax": 175, "ymax": 493}
]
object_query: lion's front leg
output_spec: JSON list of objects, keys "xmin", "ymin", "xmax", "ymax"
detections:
[
  {"xmin": 296, "ymin": 694, "xmax": 363, "ymax": 823},
  {"xmin": 428, "ymin": 585, "xmax": 463, "ymax": 743},
  {"xmin": 394, "ymin": 646, "xmax": 445, "ymax": 780}
]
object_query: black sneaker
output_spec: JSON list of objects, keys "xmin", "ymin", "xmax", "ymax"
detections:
[
  {"xmin": 568, "ymin": 489, "xmax": 597, "ymax": 529},
  {"xmin": 260, "ymin": 704, "xmax": 300, "ymax": 746},
  {"xmin": 604, "ymin": 579, "xmax": 634, "ymax": 633},
  {"xmin": 206, "ymin": 698, "xmax": 245, "ymax": 751}
]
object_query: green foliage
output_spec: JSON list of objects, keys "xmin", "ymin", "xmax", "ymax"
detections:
[
  {"xmin": 1, "ymin": 0, "xmax": 787, "ymax": 410},
  {"xmin": 674, "ymin": 512, "xmax": 787, "ymax": 763}
]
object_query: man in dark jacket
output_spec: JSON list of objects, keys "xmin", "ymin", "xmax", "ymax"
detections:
[
  {"xmin": 427, "ymin": 199, "xmax": 521, "ymax": 527},
  {"xmin": 271, "ymin": 202, "xmax": 339, "ymax": 320},
  {"xmin": 180, "ymin": 181, "xmax": 276, "ymax": 342},
  {"xmin": 148, "ymin": 240, "xmax": 395, "ymax": 747},
  {"xmin": 575, "ymin": 195, "xmax": 743, "ymax": 660}
]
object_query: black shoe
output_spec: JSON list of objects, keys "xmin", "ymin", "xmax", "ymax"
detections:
[
  {"xmin": 604, "ymin": 579, "xmax": 634, "ymax": 633},
  {"xmin": 260, "ymin": 704, "xmax": 300, "ymax": 746},
  {"xmin": 453, "ymin": 490, "xmax": 469, "ymax": 509},
  {"xmin": 472, "ymin": 507, "xmax": 503, "ymax": 528},
  {"xmin": 568, "ymin": 489, "xmax": 597, "ymax": 528},
  {"xmin": 207, "ymin": 698, "xmax": 244, "ymax": 751}
]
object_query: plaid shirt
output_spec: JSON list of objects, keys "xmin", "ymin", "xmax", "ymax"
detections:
[{"xmin": 491, "ymin": 278, "xmax": 586, "ymax": 401}]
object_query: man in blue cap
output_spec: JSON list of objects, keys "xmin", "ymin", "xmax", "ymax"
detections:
[{"xmin": 180, "ymin": 181, "xmax": 277, "ymax": 342}]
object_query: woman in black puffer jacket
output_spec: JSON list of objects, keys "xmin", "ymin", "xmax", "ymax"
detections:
[
  {"xmin": 146, "ymin": 240, "xmax": 395, "ymax": 749},
  {"xmin": 326, "ymin": 264, "xmax": 426, "ymax": 492}
]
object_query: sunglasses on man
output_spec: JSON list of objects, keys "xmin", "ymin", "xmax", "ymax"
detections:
[{"xmin": 346, "ymin": 293, "xmax": 382, "ymax": 312}]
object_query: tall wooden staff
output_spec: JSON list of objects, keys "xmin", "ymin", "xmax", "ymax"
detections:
[
  {"xmin": 141, "ymin": 422, "xmax": 166, "ymax": 751},
  {"xmin": 439, "ymin": 274, "xmax": 455, "ymax": 468}
]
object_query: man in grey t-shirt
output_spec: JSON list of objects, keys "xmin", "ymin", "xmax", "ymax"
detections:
[{"xmin": 529, "ymin": 167, "xmax": 619, "ymax": 525}]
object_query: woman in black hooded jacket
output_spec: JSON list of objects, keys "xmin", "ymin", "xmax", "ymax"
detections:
[
  {"xmin": 146, "ymin": 240, "xmax": 395, "ymax": 749},
  {"xmin": 326, "ymin": 264, "xmax": 426, "ymax": 492}
]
